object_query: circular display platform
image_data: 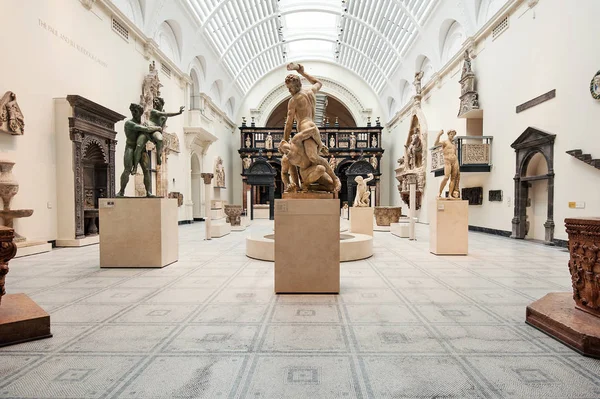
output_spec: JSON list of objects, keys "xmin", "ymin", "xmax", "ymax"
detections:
[{"xmin": 246, "ymin": 232, "xmax": 372, "ymax": 262}]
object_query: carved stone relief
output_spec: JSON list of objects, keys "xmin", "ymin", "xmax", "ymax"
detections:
[
  {"xmin": 565, "ymin": 218, "xmax": 600, "ymax": 316},
  {"xmin": 0, "ymin": 91, "xmax": 24, "ymax": 135},
  {"xmin": 396, "ymin": 112, "xmax": 427, "ymax": 210}
]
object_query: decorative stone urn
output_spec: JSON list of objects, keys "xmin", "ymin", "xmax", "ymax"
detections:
[
  {"xmin": 565, "ymin": 217, "xmax": 600, "ymax": 316},
  {"xmin": 374, "ymin": 206, "xmax": 402, "ymax": 226},
  {"xmin": 224, "ymin": 205, "xmax": 243, "ymax": 226},
  {"xmin": 0, "ymin": 160, "xmax": 33, "ymax": 242}
]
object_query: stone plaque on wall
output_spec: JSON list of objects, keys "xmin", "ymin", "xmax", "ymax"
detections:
[
  {"xmin": 489, "ymin": 190, "xmax": 503, "ymax": 202},
  {"xmin": 462, "ymin": 187, "xmax": 483, "ymax": 205}
]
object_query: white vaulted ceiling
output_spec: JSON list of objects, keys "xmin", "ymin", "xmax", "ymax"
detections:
[{"xmin": 184, "ymin": 0, "xmax": 439, "ymax": 93}]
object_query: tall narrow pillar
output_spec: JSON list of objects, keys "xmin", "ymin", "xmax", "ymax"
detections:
[
  {"xmin": 200, "ymin": 173, "xmax": 213, "ymax": 240},
  {"xmin": 407, "ymin": 174, "xmax": 417, "ymax": 241},
  {"xmin": 370, "ymin": 187, "xmax": 376, "ymax": 207},
  {"xmin": 246, "ymin": 188, "xmax": 251, "ymax": 219}
]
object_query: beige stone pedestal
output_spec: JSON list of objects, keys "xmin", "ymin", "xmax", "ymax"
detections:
[
  {"xmin": 429, "ymin": 199, "xmax": 468, "ymax": 255},
  {"xmin": 391, "ymin": 218, "xmax": 410, "ymax": 238},
  {"xmin": 350, "ymin": 207, "xmax": 374, "ymax": 236},
  {"xmin": 99, "ymin": 198, "xmax": 178, "ymax": 268},
  {"xmin": 210, "ymin": 221, "xmax": 231, "ymax": 238},
  {"xmin": 274, "ymin": 199, "xmax": 340, "ymax": 294}
]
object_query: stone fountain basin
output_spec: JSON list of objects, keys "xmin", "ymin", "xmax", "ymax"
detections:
[
  {"xmin": 374, "ymin": 206, "xmax": 402, "ymax": 226},
  {"xmin": 246, "ymin": 232, "xmax": 372, "ymax": 262}
]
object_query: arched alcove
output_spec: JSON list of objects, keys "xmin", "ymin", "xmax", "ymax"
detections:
[
  {"xmin": 415, "ymin": 55, "xmax": 434, "ymax": 85},
  {"xmin": 399, "ymin": 79, "xmax": 412, "ymax": 106},
  {"xmin": 478, "ymin": 0, "xmax": 508, "ymax": 25},
  {"xmin": 439, "ymin": 20, "xmax": 465, "ymax": 64},
  {"xmin": 209, "ymin": 80, "xmax": 223, "ymax": 105},
  {"xmin": 189, "ymin": 69, "xmax": 201, "ymax": 109},
  {"xmin": 265, "ymin": 94, "xmax": 357, "ymax": 127},
  {"xmin": 155, "ymin": 21, "xmax": 181, "ymax": 63},
  {"xmin": 387, "ymin": 97, "xmax": 397, "ymax": 116},
  {"xmin": 112, "ymin": 0, "xmax": 143, "ymax": 25},
  {"xmin": 225, "ymin": 97, "xmax": 236, "ymax": 119}
]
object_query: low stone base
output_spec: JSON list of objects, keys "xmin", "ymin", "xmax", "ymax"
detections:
[
  {"xmin": 0, "ymin": 293, "xmax": 52, "ymax": 347},
  {"xmin": 391, "ymin": 222, "xmax": 410, "ymax": 238},
  {"xmin": 373, "ymin": 224, "xmax": 391, "ymax": 232},
  {"xmin": 211, "ymin": 208, "xmax": 225, "ymax": 220},
  {"xmin": 211, "ymin": 222, "xmax": 231, "ymax": 238},
  {"xmin": 282, "ymin": 191, "xmax": 334, "ymax": 199},
  {"xmin": 56, "ymin": 235, "xmax": 99, "ymax": 247},
  {"xmin": 526, "ymin": 292, "xmax": 600, "ymax": 358},
  {"xmin": 15, "ymin": 241, "xmax": 52, "ymax": 258},
  {"xmin": 231, "ymin": 224, "xmax": 247, "ymax": 232}
]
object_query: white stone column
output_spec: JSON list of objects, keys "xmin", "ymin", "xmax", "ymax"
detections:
[
  {"xmin": 408, "ymin": 174, "xmax": 417, "ymax": 241},
  {"xmin": 246, "ymin": 188, "xmax": 251, "ymax": 219},
  {"xmin": 201, "ymin": 173, "xmax": 213, "ymax": 240},
  {"xmin": 370, "ymin": 187, "xmax": 376, "ymax": 208}
]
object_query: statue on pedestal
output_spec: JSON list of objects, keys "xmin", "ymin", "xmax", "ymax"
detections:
[
  {"xmin": 243, "ymin": 155, "xmax": 252, "ymax": 170},
  {"xmin": 279, "ymin": 63, "xmax": 340, "ymax": 193},
  {"xmin": 414, "ymin": 71, "xmax": 424, "ymax": 96},
  {"xmin": 245, "ymin": 135, "xmax": 251, "ymax": 148},
  {"xmin": 214, "ymin": 156, "xmax": 225, "ymax": 188},
  {"xmin": 435, "ymin": 130, "xmax": 460, "ymax": 199},
  {"xmin": 329, "ymin": 136, "xmax": 335, "ymax": 148},
  {"xmin": 353, "ymin": 173, "xmax": 374, "ymax": 207},
  {"xmin": 349, "ymin": 133, "xmax": 356, "ymax": 149},
  {"xmin": 117, "ymin": 104, "xmax": 163, "ymax": 197},
  {"xmin": 406, "ymin": 128, "xmax": 423, "ymax": 170},
  {"xmin": 370, "ymin": 155, "xmax": 378, "ymax": 170},
  {"xmin": 265, "ymin": 133, "xmax": 273, "ymax": 150},
  {"xmin": 371, "ymin": 135, "xmax": 377, "ymax": 148},
  {"xmin": 117, "ymin": 62, "xmax": 184, "ymax": 197}
]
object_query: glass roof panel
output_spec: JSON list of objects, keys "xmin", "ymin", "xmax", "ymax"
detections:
[
  {"xmin": 287, "ymin": 40, "xmax": 334, "ymax": 60},
  {"xmin": 182, "ymin": 0, "xmax": 441, "ymax": 94}
]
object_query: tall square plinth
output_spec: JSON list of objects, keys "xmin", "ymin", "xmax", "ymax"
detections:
[
  {"xmin": 429, "ymin": 199, "xmax": 468, "ymax": 255},
  {"xmin": 350, "ymin": 207, "xmax": 374, "ymax": 236},
  {"xmin": 274, "ymin": 199, "xmax": 340, "ymax": 294},
  {"xmin": 99, "ymin": 198, "xmax": 178, "ymax": 268}
]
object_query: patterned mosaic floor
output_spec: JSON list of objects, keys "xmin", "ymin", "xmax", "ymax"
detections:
[{"xmin": 1, "ymin": 220, "xmax": 600, "ymax": 399}]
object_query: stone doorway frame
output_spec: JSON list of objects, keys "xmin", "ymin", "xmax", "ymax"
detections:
[
  {"xmin": 510, "ymin": 127, "xmax": 556, "ymax": 244},
  {"xmin": 66, "ymin": 95, "xmax": 124, "ymax": 239}
]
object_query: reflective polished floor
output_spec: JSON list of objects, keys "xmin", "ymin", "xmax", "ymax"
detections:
[{"xmin": 1, "ymin": 220, "xmax": 599, "ymax": 398}]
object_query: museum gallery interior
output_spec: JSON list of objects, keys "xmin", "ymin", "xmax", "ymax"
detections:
[{"xmin": 0, "ymin": 0, "xmax": 600, "ymax": 397}]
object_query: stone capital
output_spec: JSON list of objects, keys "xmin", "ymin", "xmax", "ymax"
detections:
[{"xmin": 200, "ymin": 173, "xmax": 214, "ymax": 185}]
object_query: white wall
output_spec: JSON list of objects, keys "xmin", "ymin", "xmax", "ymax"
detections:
[
  {"xmin": 0, "ymin": 0, "xmax": 236, "ymax": 242},
  {"xmin": 387, "ymin": 0, "xmax": 600, "ymax": 240}
]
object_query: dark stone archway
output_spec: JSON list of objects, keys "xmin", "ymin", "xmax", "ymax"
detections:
[
  {"xmin": 510, "ymin": 127, "xmax": 556, "ymax": 244},
  {"xmin": 244, "ymin": 157, "xmax": 276, "ymax": 220},
  {"xmin": 345, "ymin": 159, "xmax": 377, "ymax": 207}
]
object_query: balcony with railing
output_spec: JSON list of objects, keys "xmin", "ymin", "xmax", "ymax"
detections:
[
  {"xmin": 430, "ymin": 136, "xmax": 493, "ymax": 176},
  {"xmin": 239, "ymin": 125, "xmax": 382, "ymax": 153}
]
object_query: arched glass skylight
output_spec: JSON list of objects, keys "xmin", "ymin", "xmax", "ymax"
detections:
[{"xmin": 185, "ymin": 0, "xmax": 439, "ymax": 94}]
